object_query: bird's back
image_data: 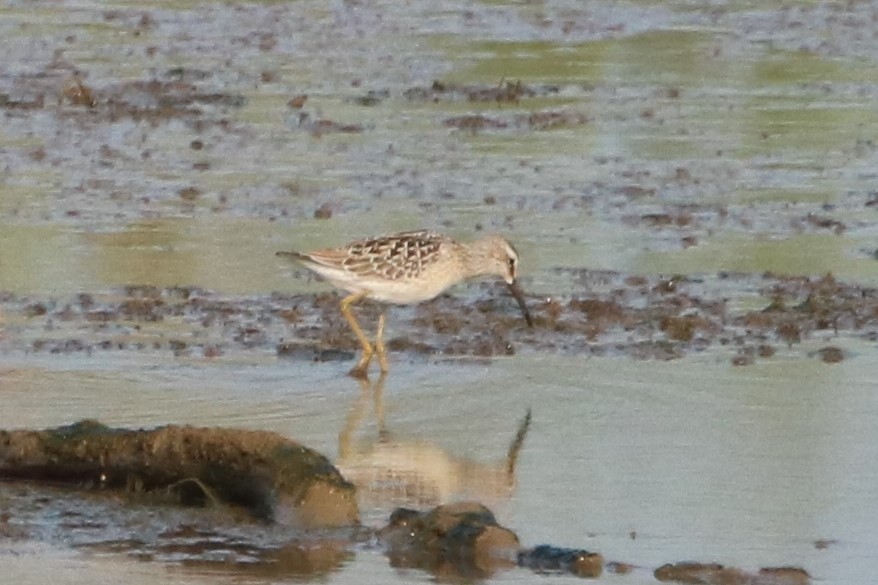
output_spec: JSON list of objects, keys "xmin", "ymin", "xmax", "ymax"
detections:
[
  {"xmin": 340, "ymin": 230, "xmax": 449, "ymax": 280},
  {"xmin": 277, "ymin": 231, "xmax": 460, "ymax": 303}
]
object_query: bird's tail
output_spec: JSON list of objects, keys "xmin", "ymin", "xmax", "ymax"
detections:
[{"xmin": 276, "ymin": 250, "xmax": 308, "ymax": 261}]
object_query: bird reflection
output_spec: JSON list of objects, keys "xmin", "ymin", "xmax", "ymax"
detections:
[{"xmin": 337, "ymin": 374, "xmax": 531, "ymax": 512}]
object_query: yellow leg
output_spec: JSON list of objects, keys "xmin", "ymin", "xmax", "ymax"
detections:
[
  {"xmin": 375, "ymin": 310, "xmax": 389, "ymax": 373},
  {"xmin": 340, "ymin": 292, "xmax": 373, "ymax": 378}
]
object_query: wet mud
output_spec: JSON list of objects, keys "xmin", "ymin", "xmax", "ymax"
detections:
[{"xmin": 2, "ymin": 271, "xmax": 876, "ymax": 367}]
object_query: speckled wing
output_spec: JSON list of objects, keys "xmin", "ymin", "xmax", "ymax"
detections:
[{"xmin": 339, "ymin": 231, "xmax": 449, "ymax": 281}]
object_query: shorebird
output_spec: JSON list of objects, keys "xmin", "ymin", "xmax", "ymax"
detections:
[{"xmin": 276, "ymin": 230, "xmax": 532, "ymax": 378}]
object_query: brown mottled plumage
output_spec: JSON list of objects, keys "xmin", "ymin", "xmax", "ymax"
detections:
[{"xmin": 339, "ymin": 231, "xmax": 446, "ymax": 281}]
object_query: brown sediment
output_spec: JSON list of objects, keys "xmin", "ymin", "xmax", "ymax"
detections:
[
  {"xmin": 443, "ymin": 114, "xmax": 509, "ymax": 131},
  {"xmin": 655, "ymin": 562, "xmax": 748, "ymax": 584},
  {"xmin": 443, "ymin": 110, "xmax": 589, "ymax": 132},
  {"xmin": 60, "ymin": 76, "xmax": 97, "ymax": 108},
  {"xmin": 755, "ymin": 567, "xmax": 811, "ymax": 585},
  {"xmin": 0, "ymin": 420, "xmax": 358, "ymax": 528},
  {"xmin": 814, "ymin": 346, "xmax": 844, "ymax": 363},
  {"xmin": 607, "ymin": 561, "xmax": 636, "ymax": 574},
  {"xmin": 3, "ymin": 67, "xmax": 247, "ymax": 128},
  {"xmin": 4, "ymin": 269, "xmax": 878, "ymax": 366},
  {"xmin": 403, "ymin": 79, "xmax": 560, "ymax": 103}
]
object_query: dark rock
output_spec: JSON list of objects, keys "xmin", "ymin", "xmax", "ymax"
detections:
[
  {"xmin": 518, "ymin": 544, "xmax": 603, "ymax": 578},
  {"xmin": 378, "ymin": 502, "xmax": 519, "ymax": 578}
]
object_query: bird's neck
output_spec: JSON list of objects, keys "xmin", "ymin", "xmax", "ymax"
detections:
[{"xmin": 458, "ymin": 240, "xmax": 495, "ymax": 279}]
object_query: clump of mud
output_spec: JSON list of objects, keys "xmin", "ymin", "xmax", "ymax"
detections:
[
  {"xmin": 403, "ymin": 80, "xmax": 562, "ymax": 104},
  {"xmin": 655, "ymin": 562, "xmax": 809, "ymax": 585},
  {"xmin": 443, "ymin": 110, "xmax": 589, "ymax": 132}
]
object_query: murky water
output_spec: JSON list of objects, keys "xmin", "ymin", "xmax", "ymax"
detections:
[
  {"xmin": 3, "ymin": 352, "xmax": 877, "ymax": 583},
  {"xmin": 3, "ymin": 0, "xmax": 878, "ymax": 583}
]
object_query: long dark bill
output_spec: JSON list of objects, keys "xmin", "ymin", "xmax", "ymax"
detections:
[{"xmin": 508, "ymin": 280, "xmax": 534, "ymax": 328}]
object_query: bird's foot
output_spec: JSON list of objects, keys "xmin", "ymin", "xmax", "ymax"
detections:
[
  {"xmin": 348, "ymin": 363, "xmax": 370, "ymax": 379},
  {"xmin": 348, "ymin": 349, "xmax": 374, "ymax": 379}
]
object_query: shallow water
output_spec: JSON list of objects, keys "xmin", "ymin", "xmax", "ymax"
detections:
[
  {"xmin": 2, "ymin": 350, "xmax": 877, "ymax": 583},
  {"xmin": 3, "ymin": 0, "xmax": 878, "ymax": 583}
]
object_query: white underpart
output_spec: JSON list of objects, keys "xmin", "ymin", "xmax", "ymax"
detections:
[{"xmin": 302, "ymin": 261, "xmax": 463, "ymax": 304}]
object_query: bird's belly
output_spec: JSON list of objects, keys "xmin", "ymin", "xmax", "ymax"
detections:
[{"xmin": 363, "ymin": 275, "xmax": 455, "ymax": 305}]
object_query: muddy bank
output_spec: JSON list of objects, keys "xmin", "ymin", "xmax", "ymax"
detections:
[
  {"xmin": 0, "ymin": 420, "xmax": 357, "ymax": 527},
  {"xmin": 1, "ymin": 270, "xmax": 874, "ymax": 367}
]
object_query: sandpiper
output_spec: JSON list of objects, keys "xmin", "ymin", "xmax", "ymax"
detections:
[{"xmin": 277, "ymin": 230, "xmax": 532, "ymax": 378}]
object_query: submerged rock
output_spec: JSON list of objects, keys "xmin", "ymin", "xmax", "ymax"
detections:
[
  {"xmin": 378, "ymin": 501, "xmax": 519, "ymax": 578},
  {"xmin": 0, "ymin": 420, "xmax": 358, "ymax": 528},
  {"xmin": 517, "ymin": 544, "xmax": 603, "ymax": 578}
]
